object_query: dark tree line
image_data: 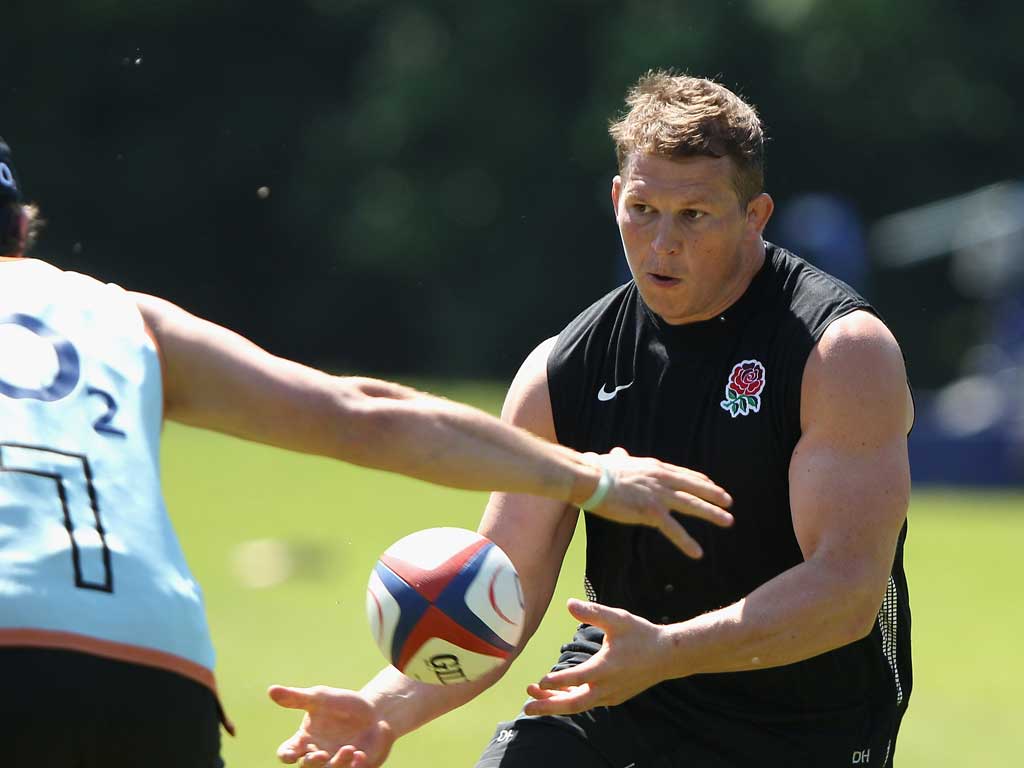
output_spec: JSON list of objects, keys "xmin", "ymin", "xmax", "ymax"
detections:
[{"xmin": 3, "ymin": 0, "xmax": 1020, "ymax": 384}]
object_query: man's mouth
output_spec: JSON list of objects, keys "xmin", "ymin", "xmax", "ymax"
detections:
[{"xmin": 647, "ymin": 272, "xmax": 681, "ymax": 286}]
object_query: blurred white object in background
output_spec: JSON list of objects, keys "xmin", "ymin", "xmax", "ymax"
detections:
[{"xmin": 871, "ymin": 181, "xmax": 1024, "ymax": 298}]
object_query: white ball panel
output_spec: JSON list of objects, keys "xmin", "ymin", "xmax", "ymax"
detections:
[
  {"xmin": 382, "ymin": 527, "xmax": 482, "ymax": 570},
  {"xmin": 366, "ymin": 569, "xmax": 401, "ymax": 660},
  {"xmin": 401, "ymin": 636, "xmax": 506, "ymax": 685},
  {"xmin": 463, "ymin": 544, "xmax": 524, "ymax": 647}
]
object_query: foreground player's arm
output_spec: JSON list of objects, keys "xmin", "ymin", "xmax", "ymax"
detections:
[
  {"xmin": 529, "ymin": 311, "xmax": 912, "ymax": 713},
  {"xmin": 134, "ymin": 295, "xmax": 731, "ymax": 546},
  {"xmin": 269, "ymin": 339, "xmax": 582, "ymax": 767}
]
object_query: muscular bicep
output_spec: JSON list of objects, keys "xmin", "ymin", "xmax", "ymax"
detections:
[
  {"xmin": 790, "ymin": 312, "xmax": 911, "ymax": 615},
  {"xmin": 479, "ymin": 337, "xmax": 578, "ymax": 645}
]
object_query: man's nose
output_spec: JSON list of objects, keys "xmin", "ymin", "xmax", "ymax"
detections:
[{"xmin": 651, "ymin": 216, "xmax": 680, "ymax": 256}]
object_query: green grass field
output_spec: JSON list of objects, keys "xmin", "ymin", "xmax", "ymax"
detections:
[{"xmin": 161, "ymin": 382, "xmax": 1023, "ymax": 767}]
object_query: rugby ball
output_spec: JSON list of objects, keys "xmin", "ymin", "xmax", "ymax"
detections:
[{"xmin": 366, "ymin": 527, "xmax": 524, "ymax": 685}]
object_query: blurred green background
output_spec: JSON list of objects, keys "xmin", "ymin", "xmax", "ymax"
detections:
[
  {"xmin": 4, "ymin": 0, "xmax": 1022, "ymax": 384},
  {"xmin": 163, "ymin": 387, "xmax": 1024, "ymax": 767},
  {"xmin": 4, "ymin": 1, "xmax": 1023, "ymax": 764}
]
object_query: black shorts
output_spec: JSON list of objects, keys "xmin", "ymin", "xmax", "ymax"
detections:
[
  {"xmin": 476, "ymin": 626, "xmax": 902, "ymax": 768},
  {"xmin": 476, "ymin": 716, "xmax": 612, "ymax": 768},
  {"xmin": 0, "ymin": 647, "xmax": 223, "ymax": 768},
  {"xmin": 475, "ymin": 709, "xmax": 740, "ymax": 768},
  {"xmin": 476, "ymin": 708, "xmax": 897, "ymax": 768}
]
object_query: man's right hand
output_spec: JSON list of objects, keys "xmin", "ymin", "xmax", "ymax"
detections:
[
  {"xmin": 589, "ymin": 446, "xmax": 734, "ymax": 559},
  {"xmin": 269, "ymin": 686, "xmax": 395, "ymax": 768}
]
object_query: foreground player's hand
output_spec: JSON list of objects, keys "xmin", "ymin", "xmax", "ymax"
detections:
[
  {"xmin": 524, "ymin": 599, "xmax": 667, "ymax": 716},
  {"xmin": 591, "ymin": 447, "xmax": 733, "ymax": 558},
  {"xmin": 269, "ymin": 685, "xmax": 395, "ymax": 768}
]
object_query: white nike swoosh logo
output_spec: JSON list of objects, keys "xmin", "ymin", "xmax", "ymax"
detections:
[{"xmin": 597, "ymin": 381, "xmax": 634, "ymax": 401}]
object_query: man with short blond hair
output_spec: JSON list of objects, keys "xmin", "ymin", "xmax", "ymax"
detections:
[
  {"xmin": 609, "ymin": 70, "xmax": 765, "ymax": 204},
  {"xmin": 273, "ymin": 70, "xmax": 913, "ymax": 768}
]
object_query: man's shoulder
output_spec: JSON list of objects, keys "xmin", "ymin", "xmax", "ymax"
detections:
[
  {"xmin": 544, "ymin": 283, "xmax": 638, "ymax": 436},
  {"xmin": 763, "ymin": 243, "xmax": 876, "ymax": 342}
]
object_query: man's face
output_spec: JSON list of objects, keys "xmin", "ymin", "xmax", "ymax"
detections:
[{"xmin": 612, "ymin": 152, "xmax": 771, "ymax": 325}]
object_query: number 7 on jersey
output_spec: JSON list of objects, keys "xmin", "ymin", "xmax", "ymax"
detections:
[{"xmin": 0, "ymin": 443, "xmax": 113, "ymax": 592}]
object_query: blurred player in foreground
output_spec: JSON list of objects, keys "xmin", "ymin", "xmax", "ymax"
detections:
[
  {"xmin": 272, "ymin": 71, "xmax": 914, "ymax": 767},
  {"xmin": 0, "ymin": 137, "xmax": 734, "ymax": 768}
]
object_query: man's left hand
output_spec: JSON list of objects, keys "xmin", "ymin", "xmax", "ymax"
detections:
[{"xmin": 523, "ymin": 599, "xmax": 668, "ymax": 716}]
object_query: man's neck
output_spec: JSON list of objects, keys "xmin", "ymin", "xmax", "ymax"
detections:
[{"xmin": 673, "ymin": 239, "xmax": 766, "ymax": 325}]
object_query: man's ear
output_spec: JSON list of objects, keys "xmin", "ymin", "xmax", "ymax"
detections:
[{"xmin": 746, "ymin": 193, "xmax": 774, "ymax": 236}]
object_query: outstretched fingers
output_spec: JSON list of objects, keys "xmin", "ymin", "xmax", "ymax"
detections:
[
  {"xmin": 327, "ymin": 746, "xmax": 359, "ymax": 767},
  {"xmin": 664, "ymin": 488, "xmax": 733, "ymax": 527},
  {"xmin": 537, "ymin": 663, "xmax": 593, "ymax": 691},
  {"xmin": 524, "ymin": 682, "xmax": 597, "ymax": 716},
  {"xmin": 269, "ymin": 684, "xmax": 318, "ymax": 710},
  {"xmin": 293, "ymin": 749, "xmax": 332, "ymax": 767},
  {"xmin": 661, "ymin": 466, "xmax": 733, "ymax": 510},
  {"xmin": 651, "ymin": 509, "xmax": 704, "ymax": 558},
  {"xmin": 594, "ymin": 448, "xmax": 735, "ymax": 556}
]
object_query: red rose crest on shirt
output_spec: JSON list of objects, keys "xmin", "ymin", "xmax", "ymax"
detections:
[{"xmin": 720, "ymin": 359, "xmax": 766, "ymax": 418}]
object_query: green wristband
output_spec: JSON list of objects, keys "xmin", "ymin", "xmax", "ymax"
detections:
[{"xmin": 581, "ymin": 464, "xmax": 614, "ymax": 511}]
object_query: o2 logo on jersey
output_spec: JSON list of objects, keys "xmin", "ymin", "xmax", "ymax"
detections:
[
  {"xmin": 0, "ymin": 162, "xmax": 16, "ymax": 191},
  {"xmin": 0, "ymin": 313, "xmax": 81, "ymax": 401},
  {"xmin": 0, "ymin": 313, "xmax": 125, "ymax": 437}
]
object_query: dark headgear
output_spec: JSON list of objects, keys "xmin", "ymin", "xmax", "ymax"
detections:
[{"xmin": 0, "ymin": 138, "xmax": 23, "ymax": 204}]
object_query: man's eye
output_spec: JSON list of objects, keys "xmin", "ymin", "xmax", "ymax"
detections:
[
  {"xmin": 682, "ymin": 209, "xmax": 706, "ymax": 220},
  {"xmin": 631, "ymin": 203, "xmax": 652, "ymax": 214}
]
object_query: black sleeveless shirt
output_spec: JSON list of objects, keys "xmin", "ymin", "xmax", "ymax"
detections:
[{"xmin": 547, "ymin": 244, "xmax": 911, "ymax": 744}]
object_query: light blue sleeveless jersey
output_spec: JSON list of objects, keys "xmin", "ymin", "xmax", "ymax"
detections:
[{"xmin": 0, "ymin": 259, "xmax": 217, "ymax": 690}]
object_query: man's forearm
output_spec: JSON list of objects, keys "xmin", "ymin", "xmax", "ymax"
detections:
[
  {"xmin": 326, "ymin": 384, "xmax": 601, "ymax": 506},
  {"xmin": 662, "ymin": 555, "xmax": 886, "ymax": 678},
  {"xmin": 360, "ymin": 662, "xmax": 507, "ymax": 739}
]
